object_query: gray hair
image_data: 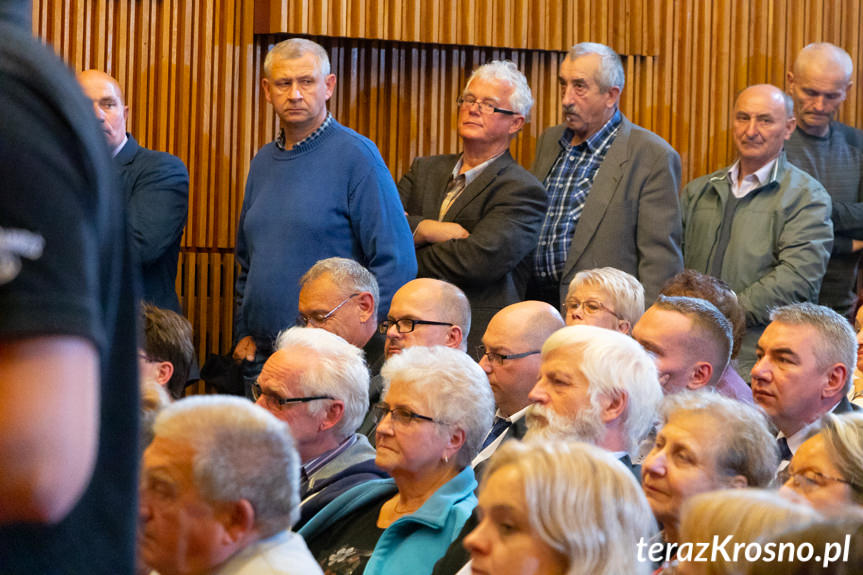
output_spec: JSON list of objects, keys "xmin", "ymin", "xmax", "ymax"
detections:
[
  {"xmin": 659, "ymin": 391, "xmax": 778, "ymax": 487},
  {"xmin": 465, "ymin": 59, "xmax": 534, "ymax": 120},
  {"xmin": 542, "ymin": 325, "xmax": 663, "ymax": 454},
  {"xmin": 152, "ymin": 395, "xmax": 300, "ymax": 536},
  {"xmin": 769, "ymin": 302, "xmax": 857, "ymax": 393},
  {"xmin": 653, "ymin": 295, "xmax": 733, "ymax": 386},
  {"xmin": 300, "ymin": 257, "xmax": 380, "ymax": 316},
  {"xmin": 568, "ymin": 267, "xmax": 645, "ymax": 327},
  {"xmin": 794, "ymin": 42, "xmax": 854, "ymax": 84},
  {"xmin": 483, "ymin": 441, "xmax": 655, "ymax": 575},
  {"xmin": 568, "ymin": 42, "xmax": 625, "ymax": 92},
  {"xmin": 820, "ymin": 412, "xmax": 863, "ymax": 503},
  {"xmin": 380, "ymin": 346, "xmax": 494, "ymax": 468},
  {"xmin": 274, "ymin": 327, "xmax": 369, "ymax": 439},
  {"xmin": 264, "ymin": 38, "xmax": 331, "ymax": 79}
]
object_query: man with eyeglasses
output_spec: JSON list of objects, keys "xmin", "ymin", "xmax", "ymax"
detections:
[
  {"xmin": 233, "ymin": 37, "xmax": 415, "ymax": 390},
  {"xmin": 528, "ymin": 42, "xmax": 683, "ymax": 310},
  {"xmin": 472, "ymin": 300, "xmax": 564, "ymax": 469},
  {"xmin": 397, "ymin": 60, "xmax": 546, "ymax": 353},
  {"xmin": 254, "ymin": 327, "xmax": 388, "ymax": 528}
]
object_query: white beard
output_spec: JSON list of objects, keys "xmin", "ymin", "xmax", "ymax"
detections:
[{"xmin": 524, "ymin": 401, "xmax": 605, "ymax": 444}]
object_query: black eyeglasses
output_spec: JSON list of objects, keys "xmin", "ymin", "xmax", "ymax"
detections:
[
  {"xmin": 297, "ymin": 293, "xmax": 358, "ymax": 327},
  {"xmin": 372, "ymin": 402, "xmax": 439, "ymax": 426},
  {"xmin": 378, "ymin": 317, "xmax": 454, "ymax": 335},
  {"xmin": 250, "ymin": 382, "xmax": 334, "ymax": 406},
  {"xmin": 476, "ymin": 345, "xmax": 540, "ymax": 366},
  {"xmin": 457, "ymin": 95, "xmax": 516, "ymax": 116}
]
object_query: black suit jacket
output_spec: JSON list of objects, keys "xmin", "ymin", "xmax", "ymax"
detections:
[
  {"xmin": 115, "ymin": 134, "xmax": 189, "ymax": 312},
  {"xmin": 399, "ymin": 151, "xmax": 547, "ymax": 351}
]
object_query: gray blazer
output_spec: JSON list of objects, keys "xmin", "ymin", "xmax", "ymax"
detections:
[
  {"xmin": 399, "ymin": 151, "xmax": 547, "ymax": 350},
  {"xmin": 531, "ymin": 116, "xmax": 684, "ymax": 304}
]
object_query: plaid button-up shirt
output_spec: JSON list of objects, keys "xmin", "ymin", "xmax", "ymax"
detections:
[{"xmin": 275, "ymin": 112, "xmax": 334, "ymax": 151}]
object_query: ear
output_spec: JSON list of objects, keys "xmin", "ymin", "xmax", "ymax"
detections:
[
  {"xmin": 155, "ymin": 361, "xmax": 175, "ymax": 387},
  {"xmin": 324, "ymin": 74, "xmax": 337, "ymax": 100},
  {"xmin": 687, "ymin": 362, "xmax": 713, "ymax": 390},
  {"xmin": 615, "ymin": 319, "xmax": 632, "ymax": 335},
  {"xmin": 725, "ymin": 475, "xmax": 749, "ymax": 490},
  {"xmin": 319, "ymin": 400, "xmax": 345, "ymax": 432},
  {"xmin": 605, "ymin": 85, "xmax": 621, "ymax": 107},
  {"xmin": 443, "ymin": 426, "xmax": 467, "ymax": 460},
  {"xmin": 783, "ymin": 115, "xmax": 797, "ymax": 140},
  {"xmin": 262, "ymin": 77, "xmax": 273, "ymax": 104},
  {"xmin": 508, "ymin": 115, "xmax": 525, "ymax": 136},
  {"xmin": 786, "ymin": 70, "xmax": 795, "ymax": 88},
  {"xmin": 823, "ymin": 363, "xmax": 849, "ymax": 399},
  {"xmin": 355, "ymin": 292, "xmax": 375, "ymax": 323},
  {"xmin": 219, "ymin": 499, "xmax": 257, "ymax": 545},
  {"xmin": 446, "ymin": 325, "xmax": 464, "ymax": 350},
  {"xmin": 600, "ymin": 390, "xmax": 628, "ymax": 424}
]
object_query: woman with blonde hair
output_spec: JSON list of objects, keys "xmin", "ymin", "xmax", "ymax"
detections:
[{"xmin": 464, "ymin": 440, "xmax": 656, "ymax": 575}]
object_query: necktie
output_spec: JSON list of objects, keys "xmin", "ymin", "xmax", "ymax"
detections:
[
  {"xmin": 439, "ymin": 175, "xmax": 466, "ymax": 220},
  {"xmin": 481, "ymin": 416, "xmax": 512, "ymax": 450},
  {"xmin": 777, "ymin": 436, "xmax": 793, "ymax": 462}
]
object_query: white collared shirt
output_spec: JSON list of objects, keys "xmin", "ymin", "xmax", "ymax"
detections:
[
  {"xmin": 727, "ymin": 157, "xmax": 778, "ymax": 198},
  {"xmin": 471, "ymin": 406, "xmax": 529, "ymax": 468}
]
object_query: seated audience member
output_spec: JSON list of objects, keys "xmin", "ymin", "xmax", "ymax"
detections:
[
  {"xmin": 299, "ymin": 346, "xmax": 495, "ymax": 575},
  {"xmin": 632, "ymin": 295, "xmax": 753, "ymax": 403},
  {"xmin": 851, "ymin": 304, "xmax": 863, "ymax": 406},
  {"xmin": 746, "ymin": 519, "xmax": 863, "ymax": 575},
  {"xmin": 526, "ymin": 325, "xmax": 663, "ymax": 474},
  {"xmin": 641, "ymin": 392, "xmax": 778, "ymax": 553},
  {"xmin": 382, "ymin": 278, "xmax": 471, "ymax": 358},
  {"xmin": 138, "ymin": 396, "xmax": 323, "ymax": 575},
  {"xmin": 139, "ymin": 378, "xmax": 170, "ymax": 450},
  {"xmin": 660, "ymin": 269, "xmax": 747, "ymax": 362},
  {"xmin": 298, "ymin": 257, "xmax": 384, "ymax": 375},
  {"xmin": 752, "ymin": 302, "xmax": 859, "ymax": 464},
  {"xmin": 677, "ymin": 489, "xmax": 817, "ymax": 575},
  {"xmin": 780, "ymin": 412, "xmax": 863, "ymax": 515},
  {"xmin": 473, "ymin": 300, "xmax": 564, "ymax": 467},
  {"xmin": 140, "ymin": 303, "xmax": 195, "ymax": 400},
  {"xmin": 563, "ymin": 267, "xmax": 644, "ymax": 334},
  {"xmin": 255, "ymin": 327, "xmax": 387, "ymax": 528},
  {"xmin": 464, "ymin": 441, "xmax": 656, "ymax": 575}
]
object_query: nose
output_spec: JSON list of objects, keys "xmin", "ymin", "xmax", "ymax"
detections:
[
  {"xmin": 462, "ymin": 519, "xmax": 489, "ymax": 557},
  {"xmin": 375, "ymin": 409, "xmax": 395, "ymax": 438},
  {"xmin": 562, "ymin": 84, "xmax": 577, "ymax": 107},
  {"xmin": 92, "ymin": 101, "xmax": 105, "ymax": 121},
  {"xmin": 138, "ymin": 492, "xmax": 152, "ymax": 522},
  {"xmin": 811, "ymin": 95, "xmax": 826, "ymax": 112},
  {"xmin": 478, "ymin": 352, "xmax": 492, "ymax": 374},
  {"xmin": 642, "ymin": 446, "xmax": 666, "ymax": 477},
  {"xmin": 527, "ymin": 377, "xmax": 549, "ymax": 404},
  {"xmin": 743, "ymin": 117, "xmax": 759, "ymax": 138},
  {"xmin": 750, "ymin": 355, "xmax": 770, "ymax": 383}
]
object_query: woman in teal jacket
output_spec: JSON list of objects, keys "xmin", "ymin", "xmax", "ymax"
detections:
[{"xmin": 299, "ymin": 346, "xmax": 495, "ymax": 575}]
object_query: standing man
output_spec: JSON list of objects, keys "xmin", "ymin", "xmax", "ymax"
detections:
[
  {"xmin": 785, "ymin": 42, "xmax": 863, "ymax": 317},
  {"xmin": 1, "ymin": 1, "xmax": 139, "ymax": 571},
  {"xmin": 681, "ymin": 84, "xmax": 834, "ymax": 376},
  {"xmin": 78, "ymin": 69, "xmax": 189, "ymax": 313},
  {"xmin": 399, "ymin": 60, "xmax": 547, "ymax": 351},
  {"xmin": 530, "ymin": 42, "xmax": 683, "ymax": 308},
  {"xmin": 234, "ymin": 38, "xmax": 416, "ymax": 382}
]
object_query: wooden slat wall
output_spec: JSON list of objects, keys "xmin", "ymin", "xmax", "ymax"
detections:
[{"xmin": 33, "ymin": 0, "xmax": 863, "ymax": 364}]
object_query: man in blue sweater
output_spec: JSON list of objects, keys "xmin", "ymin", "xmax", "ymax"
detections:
[{"xmin": 233, "ymin": 38, "xmax": 416, "ymax": 387}]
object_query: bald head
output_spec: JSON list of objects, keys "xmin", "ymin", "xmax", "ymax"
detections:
[
  {"xmin": 733, "ymin": 84, "xmax": 796, "ymax": 175},
  {"xmin": 489, "ymin": 301, "xmax": 564, "ymax": 349},
  {"xmin": 384, "ymin": 278, "xmax": 471, "ymax": 357},
  {"xmin": 78, "ymin": 69, "xmax": 128, "ymax": 150},
  {"xmin": 789, "ymin": 43, "xmax": 854, "ymax": 137}
]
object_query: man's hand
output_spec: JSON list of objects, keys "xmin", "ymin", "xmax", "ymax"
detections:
[
  {"xmin": 414, "ymin": 220, "xmax": 470, "ymax": 246},
  {"xmin": 232, "ymin": 335, "xmax": 257, "ymax": 362}
]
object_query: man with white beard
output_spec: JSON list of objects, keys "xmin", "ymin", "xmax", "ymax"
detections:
[{"xmin": 525, "ymin": 324, "xmax": 663, "ymax": 475}]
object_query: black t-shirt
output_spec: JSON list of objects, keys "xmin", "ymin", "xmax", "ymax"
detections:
[
  {"xmin": 0, "ymin": 17, "xmax": 139, "ymax": 575},
  {"xmin": 307, "ymin": 498, "xmax": 386, "ymax": 575}
]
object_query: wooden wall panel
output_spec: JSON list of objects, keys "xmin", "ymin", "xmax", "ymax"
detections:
[{"xmin": 32, "ymin": 0, "xmax": 863, "ymax": 365}]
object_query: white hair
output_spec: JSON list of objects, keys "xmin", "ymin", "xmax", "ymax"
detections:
[
  {"xmin": 568, "ymin": 42, "xmax": 625, "ymax": 91},
  {"xmin": 264, "ymin": 37, "xmax": 331, "ymax": 78},
  {"xmin": 541, "ymin": 325, "xmax": 663, "ymax": 453},
  {"xmin": 274, "ymin": 327, "xmax": 369, "ymax": 439},
  {"xmin": 380, "ymin": 346, "xmax": 494, "ymax": 468},
  {"xmin": 568, "ymin": 267, "xmax": 645, "ymax": 327},
  {"xmin": 153, "ymin": 395, "xmax": 300, "ymax": 536},
  {"xmin": 483, "ymin": 441, "xmax": 655, "ymax": 575},
  {"xmin": 465, "ymin": 59, "xmax": 534, "ymax": 119},
  {"xmin": 300, "ymin": 257, "xmax": 380, "ymax": 316}
]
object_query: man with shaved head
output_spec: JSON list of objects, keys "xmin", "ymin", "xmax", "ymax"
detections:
[
  {"xmin": 681, "ymin": 84, "xmax": 833, "ymax": 376},
  {"xmin": 78, "ymin": 69, "xmax": 189, "ymax": 312},
  {"xmin": 473, "ymin": 300, "xmax": 564, "ymax": 467},
  {"xmin": 785, "ymin": 43, "xmax": 863, "ymax": 317}
]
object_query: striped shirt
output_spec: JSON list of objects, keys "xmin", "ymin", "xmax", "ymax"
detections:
[
  {"xmin": 534, "ymin": 110, "xmax": 622, "ymax": 283},
  {"xmin": 275, "ymin": 112, "xmax": 334, "ymax": 151}
]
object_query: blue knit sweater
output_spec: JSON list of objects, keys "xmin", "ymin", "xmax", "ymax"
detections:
[{"xmin": 235, "ymin": 119, "xmax": 416, "ymax": 341}]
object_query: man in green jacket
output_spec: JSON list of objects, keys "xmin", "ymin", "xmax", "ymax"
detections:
[{"xmin": 681, "ymin": 84, "xmax": 833, "ymax": 379}]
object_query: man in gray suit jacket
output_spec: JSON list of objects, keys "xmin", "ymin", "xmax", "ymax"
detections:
[
  {"xmin": 529, "ymin": 42, "xmax": 683, "ymax": 308},
  {"xmin": 399, "ymin": 60, "xmax": 547, "ymax": 352}
]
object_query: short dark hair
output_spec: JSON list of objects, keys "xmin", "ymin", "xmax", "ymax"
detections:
[{"xmin": 142, "ymin": 304, "xmax": 195, "ymax": 399}]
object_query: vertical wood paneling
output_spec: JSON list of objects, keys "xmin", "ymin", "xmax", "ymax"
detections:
[{"xmin": 34, "ymin": 0, "xmax": 863, "ymax": 364}]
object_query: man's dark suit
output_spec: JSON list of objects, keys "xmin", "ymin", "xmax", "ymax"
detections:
[
  {"xmin": 115, "ymin": 133, "xmax": 188, "ymax": 312},
  {"xmin": 399, "ymin": 151, "xmax": 547, "ymax": 351},
  {"xmin": 531, "ymin": 116, "xmax": 684, "ymax": 305}
]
